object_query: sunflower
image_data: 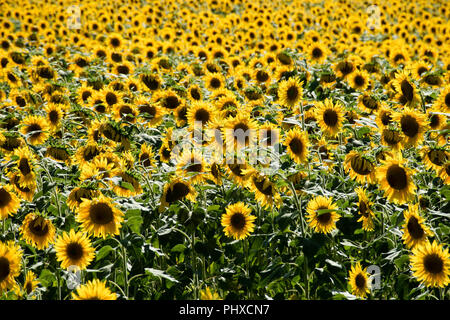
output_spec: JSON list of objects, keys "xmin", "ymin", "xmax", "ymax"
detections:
[
  {"xmin": 426, "ymin": 108, "xmax": 446, "ymax": 132},
  {"xmin": 375, "ymin": 105, "xmax": 393, "ymax": 129},
  {"xmin": 67, "ymin": 186, "xmax": 100, "ymax": 212},
  {"xmin": 348, "ymin": 262, "xmax": 371, "ymax": 299},
  {"xmin": 23, "ymin": 271, "xmax": 39, "ymax": 296},
  {"xmin": 0, "ymin": 241, "xmax": 22, "ymax": 292},
  {"xmin": 258, "ymin": 122, "xmax": 280, "ymax": 148},
  {"xmin": 420, "ymin": 146, "xmax": 448, "ymax": 172},
  {"xmin": 44, "ymin": 103, "xmax": 64, "ymax": 131},
  {"xmin": 138, "ymin": 143, "xmax": 156, "ymax": 170},
  {"xmin": 10, "ymin": 146, "xmax": 36, "ymax": 187},
  {"xmin": 315, "ymin": 98, "xmax": 344, "ymax": 137},
  {"xmin": 392, "ymin": 70, "xmax": 420, "ymax": 107},
  {"xmin": 77, "ymin": 195, "xmax": 124, "ymax": 239},
  {"xmin": 436, "ymin": 85, "xmax": 450, "ymax": 113},
  {"xmin": 344, "ymin": 150, "xmax": 376, "ymax": 184},
  {"xmin": 247, "ymin": 171, "xmax": 281, "ymax": 209},
  {"xmin": 113, "ymin": 103, "xmax": 138, "ymax": 124},
  {"xmin": 355, "ymin": 187, "xmax": 375, "ymax": 231},
  {"xmin": 176, "ymin": 150, "xmax": 210, "ymax": 184},
  {"xmin": 20, "ymin": 212, "xmax": 55, "ymax": 250},
  {"xmin": 306, "ymin": 195, "xmax": 340, "ymax": 234},
  {"xmin": 284, "ymin": 128, "xmax": 309, "ymax": 164},
  {"xmin": 402, "ymin": 204, "xmax": 433, "ymax": 249},
  {"xmin": 204, "ymin": 72, "xmax": 225, "ymax": 91},
  {"xmin": 277, "ymin": 77, "xmax": 303, "ymax": 110},
  {"xmin": 349, "ymin": 70, "xmax": 370, "ymax": 91},
  {"xmin": 380, "ymin": 127, "xmax": 403, "ymax": 151},
  {"xmin": 187, "ymin": 101, "xmax": 216, "ymax": 128},
  {"xmin": 20, "ymin": 115, "xmax": 50, "ymax": 146},
  {"xmin": 8, "ymin": 171, "xmax": 36, "ymax": 202},
  {"xmin": 135, "ymin": 98, "xmax": 164, "ymax": 126},
  {"xmin": 71, "ymin": 279, "xmax": 117, "ymax": 300},
  {"xmin": 410, "ymin": 241, "xmax": 450, "ymax": 288},
  {"xmin": 54, "ymin": 229, "xmax": 95, "ymax": 270},
  {"xmin": 392, "ymin": 108, "xmax": 428, "ymax": 148},
  {"xmin": 159, "ymin": 178, "xmax": 197, "ymax": 212},
  {"xmin": 358, "ymin": 94, "xmax": 380, "ymax": 114},
  {"xmin": 0, "ymin": 184, "xmax": 20, "ymax": 220},
  {"xmin": 307, "ymin": 42, "xmax": 329, "ymax": 64},
  {"xmin": 376, "ymin": 155, "xmax": 416, "ymax": 204},
  {"xmin": 223, "ymin": 114, "xmax": 258, "ymax": 151},
  {"xmin": 221, "ymin": 202, "xmax": 256, "ymax": 240}
]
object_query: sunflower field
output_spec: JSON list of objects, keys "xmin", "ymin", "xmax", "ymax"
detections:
[{"xmin": 0, "ymin": 0, "xmax": 449, "ymax": 302}]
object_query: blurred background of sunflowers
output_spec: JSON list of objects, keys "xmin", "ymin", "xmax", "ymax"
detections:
[{"xmin": 0, "ymin": 0, "xmax": 449, "ymax": 300}]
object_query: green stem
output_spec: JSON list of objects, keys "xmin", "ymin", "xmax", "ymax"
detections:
[
  {"xmin": 191, "ymin": 232, "xmax": 198, "ymax": 300},
  {"xmin": 121, "ymin": 243, "xmax": 129, "ymax": 299},
  {"xmin": 56, "ymin": 267, "xmax": 62, "ymax": 300}
]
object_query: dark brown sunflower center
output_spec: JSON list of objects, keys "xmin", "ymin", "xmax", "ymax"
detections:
[
  {"xmin": 444, "ymin": 93, "xmax": 450, "ymax": 108},
  {"xmin": 323, "ymin": 109, "xmax": 338, "ymax": 126},
  {"xmin": 139, "ymin": 104, "xmax": 156, "ymax": 118},
  {"xmin": 190, "ymin": 88, "xmax": 201, "ymax": 100},
  {"xmin": 105, "ymin": 92, "xmax": 118, "ymax": 106},
  {"xmin": 66, "ymin": 242, "xmax": 84, "ymax": 261},
  {"xmin": 0, "ymin": 188, "xmax": 12, "ymax": 208},
  {"xmin": 228, "ymin": 163, "xmax": 245, "ymax": 177},
  {"xmin": 0, "ymin": 257, "xmax": 10, "ymax": 282},
  {"xmin": 165, "ymin": 182, "xmax": 190, "ymax": 203},
  {"xmin": 262, "ymin": 129, "xmax": 275, "ymax": 146},
  {"xmin": 354, "ymin": 75, "xmax": 365, "ymax": 87},
  {"xmin": 429, "ymin": 114, "xmax": 440, "ymax": 128},
  {"xmin": 110, "ymin": 38, "xmax": 120, "ymax": 47},
  {"xmin": 446, "ymin": 164, "xmax": 450, "ymax": 175},
  {"xmin": 362, "ymin": 95, "xmax": 378, "ymax": 110},
  {"xmin": 337, "ymin": 61, "xmax": 354, "ymax": 76},
  {"xmin": 359, "ymin": 201, "xmax": 368, "ymax": 217},
  {"xmin": 400, "ymin": 80, "xmax": 414, "ymax": 102},
  {"xmin": 428, "ymin": 150, "xmax": 447, "ymax": 166},
  {"xmin": 407, "ymin": 216, "xmax": 424, "ymax": 240},
  {"xmin": 141, "ymin": 75, "xmax": 160, "ymax": 90},
  {"xmin": 253, "ymin": 177, "xmax": 273, "ymax": 196},
  {"xmin": 256, "ymin": 70, "xmax": 269, "ymax": 82},
  {"xmin": 49, "ymin": 110, "xmax": 59, "ymax": 124},
  {"xmin": 81, "ymin": 91, "xmax": 92, "ymax": 102},
  {"xmin": 195, "ymin": 109, "xmax": 210, "ymax": 123},
  {"xmin": 119, "ymin": 105, "xmax": 135, "ymax": 121},
  {"xmin": 355, "ymin": 273, "xmax": 366, "ymax": 289},
  {"xmin": 316, "ymin": 208, "xmax": 332, "ymax": 224},
  {"xmin": 164, "ymin": 96, "xmax": 180, "ymax": 109},
  {"xmin": 423, "ymin": 253, "xmax": 444, "ymax": 274},
  {"xmin": 287, "ymin": 86, "xmax": 299, "ymax": 101},
  {"xmin": 209, "ymin": 78, "xmax": 221, "ymax": 89},
  {"xmin": 89, "ymin": 203, "xmax": 114, "ymax": 225},
  {"xmin": 382, "ymin": 129, "xmax": 402, "ymax": 145},
  {"xmin": 26, "ymin": 124, "xmax": 43, "ymax": 138},
  {"xmin": 386, "ymin": 164, "xmax": 407, "ymax": 190},
  {"xmin": 350, "ymin": 155, "xmax": 373, "ymax": 175},
  {"xmin": 186, "ymin": 159, "xmax": 203, "ymax": 173},
  {"xmin": 140, "ymin": 153, "xmax": 151, "ymax": 167},
  {"xmin": 25, "ymin": 281, "xmax": 33, "ymax": 294},
  {"xmin": 312, "ymin": 47, "xmax": 323, "ymax": 59},
  {"xmin": 19, "ymin": 158, "xmax": 31, "ymax": 175},
  {"xmin": 230, "ymin": 212, "xmax": 246, "ymax": 230},
  {"xmin": 400, "ymin": 115, "xmax": 419, "ymax": 137},
  {"xmin": 29, "ymin": 218, "xmax": 49, "ymax": 237},
  {"xmin": 289, "ymin": 137, "xmax": 304, "ymax": 155}
]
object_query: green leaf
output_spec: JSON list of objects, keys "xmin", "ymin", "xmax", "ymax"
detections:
[
  {"xmin": 171, "ymin": 244, "xmax": 186, "ymax": 253},
  {"xmin": 39, "ymin": 269, "xmax": 56, "ymax": 287},
  {"xmin": 96, "ymin": 245, "xmax": 114, "ymax": 261},
  {"xmin": 145, "ymin": 268, "xmax": 179, "ymax": 283},
  {"xmin": 120, "ymin": 181, "xmax": 135, "ymax": 192},
  {"xmin": 126, "ymin": 209, "xmax": 143, "ymax": 234}
]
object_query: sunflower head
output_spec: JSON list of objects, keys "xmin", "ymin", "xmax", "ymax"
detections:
[
  {"xmin": 72, "ymin": 279, "xmax": 117, "ymax": 300},
  {"xmin": 315, "ymin": 99, "xmax": 344, "ymax": 137},
  {"xmin": 54, "ymin": 229, "xmax": 95, "ymax": 270},
  {"xmin": 402, "ymin": 204, "xmax": 433, "ymax": 249},
  {"xmin": 348, "ymin": 262, "xmax": 371, "ymax": 298},
  {"xmin": 221, "ymin": 202, "xmax": 256, "ymax": 240},
  {"xmin": 306, "ymin": 195, "xmax": 340, "ymax": 234}
]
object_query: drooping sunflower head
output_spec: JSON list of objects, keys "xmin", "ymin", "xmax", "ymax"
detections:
[
  {"xmin": 376, "ymin": 155, "xmax": 416, "ymax": 205},
  {"xmin": 392, "ymin": 108, "xmax": 428, "ymax": 148},
  {"xmin": 54, "ymin": 229, "xmax": 95, "ymax": 270},
  {"xmin": 284, "ymin": 128, "xmax": 309, "ymax": 164},
  {"xmin": 278, "ymin": 77, "xmax": 303, "ymax": 109},
  {"xmin": 20, "ymin": 115, "xmax": 50, "ymax": 146},
  {"xmin": 77, "ymin": 195, "xmax": 125, "ymax": 239},
  {"xmin": 315, "ymin": 98, "xmax": 344, "ymax": 137},
  {"xmin": 393, "ymin": 70, "xmax": 420, "ymax": 107},
  {"xmin": 0, "ymin": 184, "xmax": 20, "ymax": 220},
  {"xmin": 175, "ymin": 151, "xmax": 210, "ymax": 184},
  {"xmin": 344, "ymin": 150, "xmax": 376, "ymax": 184},
  {"xmin": 380, "ymin": 127, "xmax": 403, "ymax": 151},
  {"xmin": 72, "ymin": 279, "xmax": 117, "ymax": 300},
  {"xmin": 348, "ymin": 262, "xmax": 371, "ymax": 299},
  {"xmin": 221, "ymin": 202, "xmax": 256, "ymax": 240},
  {"xmin": 355, "ymin": 187, "xmax": 375, "ymax": 231},
  {"xmin": 420, "ymin": 146, "xmax": 449, "ymax": 172},
  {"xmin": 20, "ymin": 212, "xmax": 56, "ymax": 250},
  {"xmin": 159, "ymin": 178, "xmax": 197, "ymax": 212},
  {"xmin": 358, "ymin": 94, "xmax": 380, "ymax": 114},
  {"xmin": 248, "ymin": 171, "xmax": 280, "ymax": 209},
  {"xmin": 0, "ymin": 241, "xmax": 22, "ymax": 292},
  {"xmin": 23, "ymin": 270, "xmax": 39, "ymax": 296},
  {"xmin": 306, "ymin": 195, "xmax": 340, "ymax": 234},
  {"xmin": 410, "ymin": 241, "xmax": 450, "ymax": 288},
  {"xmin": 402, "ymin": 204, "xmax": 433, "ymax": 249}
]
